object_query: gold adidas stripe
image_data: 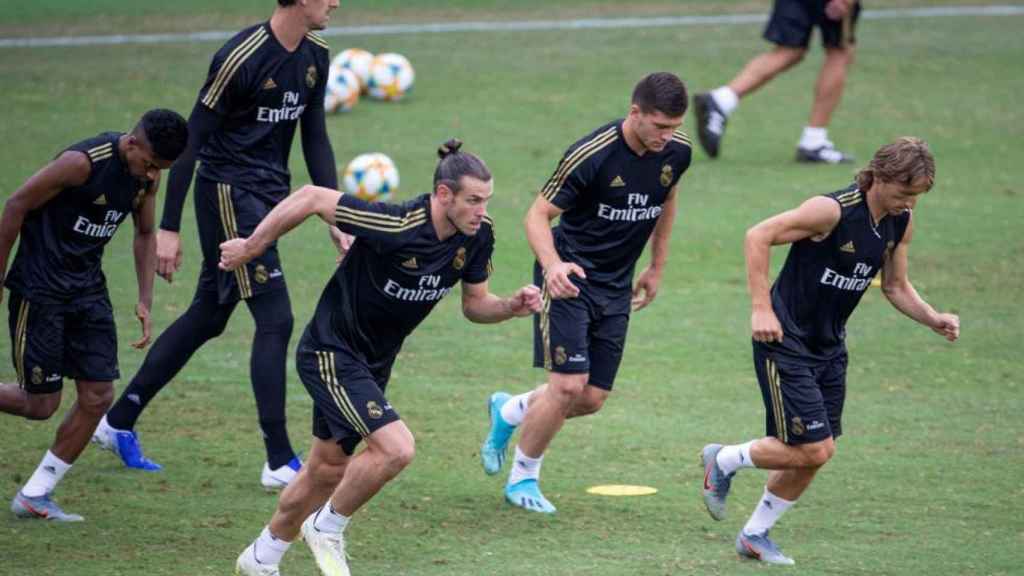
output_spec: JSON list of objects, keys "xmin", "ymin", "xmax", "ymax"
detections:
[
  {"xmin": 89, "ymin": 152, "xmax": 113, "ymax": 163},
  {"xmin": 202, "ymin": 28, "xmax": 268, "ymax": 109},
  {"xmin": 541, "ymin": 127, "xmax": 618, "ymax": 202},
  {"xmin": 840, "ymin": 198, "xmax": 863, "ymax": 208},
  {"xmin": 319, "ymin": 351, "xmax": 370, "ymax": 437},
  {"xmin": 316, "ymin": 352, "xmax": 363, "ymax": 435},
  {"xmin": 305, "ymin": 32, "xmax": 329, "ymax": 49},
  {"xmin": 335, "ymin": 208, "xmax": 427, "ymax": 233},
  {"xmin": 767, "ymin": 359, "xmax": 787, "ymax": 443},
  {"xmin": 87, "ymin": 143, "xmax": 112, "ymax": 155},
  {"xmin": 671, "ymin": 130, "xmax": 692, "ymax": 146},
  {"xmin": 836, "ymin": 190, "xmax": 860, "ymax": 201},
  {"xmin": 540, "ymin": 282, "xmax": 552, "ymax": 370},
  {"xmin": 335, "ymin": 205, "xmax": 426, "ymax": 224},
  {"xmin": 217, "ymin": 184, "xmax": 252, "ymax": 298},
  {"xmin": 15, "ymin": 300, "xmax": 28, "ymax": 388}
]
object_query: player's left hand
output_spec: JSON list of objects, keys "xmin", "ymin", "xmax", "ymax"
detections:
[
  {"xmin": 219, "ymin": 238, "xmax": 251, "ymax": 271},
  {"xmin": 825, "ymin": 0, "xmax": 852, "ymax": 20},
  {"xmin": 132, "ymin": 302, "xmax": 152, "ymax": 349},
  {"xmin": 931, "ymin": 312, "xmax": 960, "ymax": 342},
  {"xmin": 508, "ymin": 284, "xmax": 543, "ymax": 317},
  {"xmin": 631, "ymin": 266, "xmax": 662, "ymax": 311},
  {"xmin": 329, "ymin": 226, "xmax": 354, "ymax": 263}
]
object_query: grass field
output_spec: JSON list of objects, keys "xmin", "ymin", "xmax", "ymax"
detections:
[{"xmin": 1, "ymin": 2, "xmax": 1022, "ymax": 575}]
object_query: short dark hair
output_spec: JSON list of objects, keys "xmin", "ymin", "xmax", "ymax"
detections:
[
  {"xmin": 137, "ymin": 109, "xmax": 188, "ymax": 162},
  {"xmin": 855, "ymin": 137, "xmax": 936, "ymax": 191},
  {"xmin": 277, "ymin": 0, "xmax": 297, "ymax": 6},
  {"xmin": 433, "ymin": 139, "xmax": 491, "ymax": 194},
  {"xmin": 631, "ymin": 72, "xmax": 688, "ymax": 117}
]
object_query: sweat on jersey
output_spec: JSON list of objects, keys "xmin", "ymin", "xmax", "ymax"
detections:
[
  {"xmin": 541, "ymin": 119, "xmax": 692, "ymax": 291},
  {"xmin": 5, "ymin": 133, "xmax": 148, "ymax": 303}
]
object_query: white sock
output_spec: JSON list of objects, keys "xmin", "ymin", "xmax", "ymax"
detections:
[
  {"xmin": 710, "ymin": 86, "xmax": 739, "ymax": 115},
  {"xmin": 254, "ymin": 526, "xmax": 291, "ymax": 566},
  {"xmin": 500, "ymin": 391, "xmax": 531, "ymax": 426},
  {"xmin": 21, "ymin": 451, "xmax": 72, "ymax": 498},
  {"xmin": 506, "ymin": 445, "xmax": 543, "ymax": 486},
  {"xmin": 716, "ymin": 440, "xmax": 757, "ymax": 476},
  {"xmin": 799, "ymin": 126, "xmax": 828, "ymax": 150},
  {"xmin": 743, "ymin": 487, "xmax": 796, "ymax": 536},
  {"xmin": 312, "ymin": 502, "xmax": 350, "ymax": 534}
]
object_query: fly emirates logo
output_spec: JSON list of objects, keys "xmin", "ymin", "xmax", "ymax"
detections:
[
  {"xmin": 383, "ymin": 274, "xmax": 452, "ymax": 302},
  {"xmin": 597, "ymin": 193, "xmax": 662, "ymax": 222},
  {"xmin": 820, "ymin": 262, "xmax": 874, "ymax": 292},
  {"xmin": 73, "ymin": 209, "xmax": 124, "ymax": 239},
  {"xmin": 257, "ymin": 91, "xmax": 305, "ymax": 123}
]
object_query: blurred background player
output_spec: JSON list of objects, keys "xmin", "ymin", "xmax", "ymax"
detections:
[
  {"xmin": 93, "ymin": 0, "xmax": 343, "ymax": 489},
  {"xmin": 479, "ymin": 72, "xmax": 692, "ymax": 513},
  {"xmin": 700, "ymin": 138, "xmax": 959, "ymax": 564},
  {"xmin": 223, "ymin": 140, "xmax": 541, "ymax": 576},
  {"xmin": 0, "ymin": 109, "xmax": 188, "ymax": 521},
  {"xmin": 693, "ymin": 0, "xmax": 860, "ymax": 164}
]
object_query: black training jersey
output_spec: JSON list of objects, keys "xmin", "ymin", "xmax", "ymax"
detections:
[
  {"xmin": 542, "ymin": 120, "xmax": 692, "ymax": 290},
  {"xmin": 765, "ymin": 185, "xmax": 911, "ymax": 365},
  {"xmin": 5, "ymin": 133, "xmax": 147, "ymax": 303},
  {"xmin": 196, "ymin": 22, "xmax": 330, "ymax": 205},
  {"xmin": 305, "ymin": 193, "xmax": 494, "ymax": 370}
]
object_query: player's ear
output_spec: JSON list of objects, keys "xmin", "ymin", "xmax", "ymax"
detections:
[{"xmin": 435, "ymin": 183, "xmax": 454, "ymax": 203}]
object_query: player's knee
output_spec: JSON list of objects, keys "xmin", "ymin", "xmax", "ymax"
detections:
[
  {"xmin": 255, "ymin": 313, "xmax": 294, "ymax": 337},
  {"xmin": 23, "ymin": 394, "xmax": 61, "ymax": 420},
  {"xmin": 308, "ymin": 458, "xmax": 346, "ymax": 487},
  {"xmin": 77, "ymin": 383, "xmax": 115, "ymax": 415},
  {"xmin": 548, "ymin": 375, "xmax": 588, "ymax": 405},
  {"xmin": 197, "ymin": 312, "xmax": 231, "ymax": 340},
  {"xmin": 572, "ymin": 387, "xmax": 607, "ymax": 416},
  {"xmin": 378, "ymin": 436, "xmax": 415, "ymax": 475},
  {"xmin": 799, "ymin": 441, "xmax": 835, "ymax": 468},
  {"xmin": 775, "ymin": 46, "xmax": 807, "ymax": 68}
]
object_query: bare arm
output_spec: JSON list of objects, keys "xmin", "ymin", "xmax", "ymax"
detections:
[
  {"xmin": 131, "ymin": 179, "xmax": 159, "ymax": 349},
  {"xmin": 461, "ymin": 280, "xmax": 542, "ymax": 324},
  {"xmin": 745, "ymin": 195, "xmax": 841, "ymax": 342},
  {"xmin": 523, "ymin": 195, "xmax": 585, "ymax": 299},
  {"xmin": 0, "ymin": 151, "xmax": 91, "ymax": 304},
  {"xmin": 632, "ymin": 186, "xmax": 679, "ymax": 311},
  {"xmin": 880, "ymin": 216, "xmax": 960, "ymax": 341},
  {"xmin": 219, "ymin": 185, "xmax": 341, "ymax": 270}
]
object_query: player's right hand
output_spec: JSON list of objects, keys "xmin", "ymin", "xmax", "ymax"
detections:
[
  {"xmin": 752, "ymin": 308, "xmax": 784, "ymax": 343},
  {"xmin": 543, "ymin": 261, "xmax": 586, "ymax": 299},
  {"xmin": 825, "ymin": 0, "xmax": 851, "ymax": 20},
  {"xmin": 219, "ymin": 238, "xmax": 251, "ymax": 271},
  {"xmin": 156, "ymin": 229, "xmax": 182, "ymax": 283}
]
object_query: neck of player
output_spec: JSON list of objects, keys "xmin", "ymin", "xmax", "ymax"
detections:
[
  {"xmin": 620, "ymin": 116, "xmax": 649, "ymax": 156},
  {"xmin": 270, "ymin": 7, "xmax": 309, "ymax": 52},
  {"xmin": 429, "ymin": 195, "xmax": 459, "ymax": 241}
]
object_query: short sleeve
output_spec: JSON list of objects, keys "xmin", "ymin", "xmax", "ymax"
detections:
[
  {"xmin": 334, "ymin": 193, "xmax": 426, "ymax": 254},
  {"xmin": 462, "ymin": 217, "xmax": 495, "ymax": 285}
]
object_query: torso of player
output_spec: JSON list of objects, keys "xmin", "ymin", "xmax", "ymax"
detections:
[
  {"xmin": 5, "ymin": 133, "xmax": 146, "ymax": 302},
  {"xmin": 550, "ymin": 120, "xmax": 692, "ymax": 290},
  {"xmin": 769, "ymin": 186, "xmax": 910, "ymax": 362},
  {"xmin": 197, "ymin": 23, "xmax": 330, "ymax": 200}
]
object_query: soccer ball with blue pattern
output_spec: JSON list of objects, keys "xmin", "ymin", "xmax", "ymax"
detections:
[
  {"xmin": 331, "ymin": 48, "xmax": 374, "ymax": 93},
  {"xmin": 367, "ymin": 53, "xmax": 415, "ymax": 101},
  {"xmin": 342, "ymin": 153, "xmax": 399, "ymax": 203},
  {"xmin": 324, "ymin": 66, "xmax": 360, "ymax": 113}
]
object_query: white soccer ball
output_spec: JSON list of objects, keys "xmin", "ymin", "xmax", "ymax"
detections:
[
  {"xmin": 342, "ymin": 153, "xmax": 399, "ymax": 203},
  {"xmin": 324, "ymin": 67, "xmax": 360, "ymax": 113},
  {"xmin": 331, "ymin": 48, "xmax": 374, "ymax": 93},
  {"xmin": 366, "ymin": 53, "xmax": 415, "ymax": 101}
]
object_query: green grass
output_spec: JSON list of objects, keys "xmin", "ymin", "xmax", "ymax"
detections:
[{"xmin": 2, "ymin": 2, "xmax": 1023, "ymax": 575}]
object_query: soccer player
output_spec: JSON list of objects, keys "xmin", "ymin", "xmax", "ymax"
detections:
[
  {"xmin": 693, "ymin": 0, "xmax": 859, "ymax": 163},
  {"xmin": 224, "ymin": 140, "xmax": 541, "ymax": 576},
  {"xmin": 0, "ymin": 109, "xmax": 188, "ymax": 521},
  {"xmin": 700, "ymin": 137, "xmax": 959, "ymax": 564},
  {"xmin": 479, "ymin": 72, "xmax": 693, "ymax": 513},
  {"xmin": 93, "ymin": 0, "xmax": 343, "ymax": 488}
]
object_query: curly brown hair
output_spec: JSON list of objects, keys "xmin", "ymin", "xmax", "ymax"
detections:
[{"xmin": 855, "ymin": 137, "xmax": 935, "ymax": 191}]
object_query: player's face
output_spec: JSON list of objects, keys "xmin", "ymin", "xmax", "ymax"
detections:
[
  {"xmin": 302, "ymin": 0, "xmax": 340, "ymax": 30},
  {"xmin": 445, "ymin": 177, "xmax": 493, "ymax": 236},
  {"xmin": 124, "ymin": 135, "xmax": 173, "ymax": 182},
  {"xmin": 630, "ymin": 106, "xmax": 684, "ymax": 153},
  {"xmin": 878, "ymin": 177, "xmax": 930, "ymax": 215}
]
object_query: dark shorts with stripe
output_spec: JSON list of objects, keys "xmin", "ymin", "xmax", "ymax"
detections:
[
  {"xmin": 532, "ymin": 261, "xmax": 630, "ymax": 391},
  {"xmin": 295, "ymin": 328, "xmax": 400, "ymax": 455},
  {"xmin": 764, "ymin": 0, "xmax": 861, "ymax": 49},
  {"xmin": 7, "ymin": 291, "xmax": 119, "ymax": 394},
  {"xmin": 195, "ymin": 176, "xmax": 286, "ymax": 304},
  {"xmin": 753, "ymin": 341, "xmax": 847, "ymax": 445}
]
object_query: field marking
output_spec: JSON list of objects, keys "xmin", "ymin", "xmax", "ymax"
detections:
[{"xmin": 1, "ymin": 5, "xmax": 1022, "ymax": 48}]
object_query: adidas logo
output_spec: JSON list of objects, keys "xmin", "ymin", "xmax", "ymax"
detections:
[
  {"xmin": 127, "ymin": 393, "xmax": 141, "ymax": 405},
  {"xmin": 43, "ymin": 465, "xmax": 57, "ymax": 475},
  {"xmin": 401, "ymin": 257, "xmax": 418, "ymax": 269},
  {"xmin": 610, "ymin": 175, "xmax": 626, "ymax": 188},
  {"xmin": 262, "ymin": 77, "xmax": 278, "ymax": 90},
  {"xmin": 93, "ymin": 194, "xmax": 107, "ymax": 205},
  {"xmin": 840, "ymin": 241, "xmax": 855, "ymax": 253}
]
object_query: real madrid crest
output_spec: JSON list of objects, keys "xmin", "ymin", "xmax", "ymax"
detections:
[
  {"xmin": 453, "ymin": 247, "xmax": 467, "ymax": 271},
  {"xmin": 791, "ymin": 416, "xmax": 805, "ymax": 436},
  {"xmin": 554, "ymin": 346, "xmax": 568, "ymax": 366},
  {"xmin": 31, "ymin": 366, "xmax": 44, "ymax": 386},
  {"xmin": 254, "ymin": 264, "xmax": 269, "ymax": 284},
  {"xmin": 366, "ymin": 401, "xmax": 384, "ymax": 420},
  {"xmin": 660, "ymin": 164, "xmax": 673, "ymax": 187},
  {"xmin": 306, "ymin": 65, "xmax": 317, "ymax": 88}
]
